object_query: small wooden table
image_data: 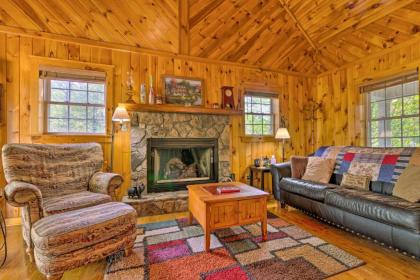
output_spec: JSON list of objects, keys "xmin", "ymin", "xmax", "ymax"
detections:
[
  {"xmin": 187, "ymin": 182, "xmax": 269, "ymax": 252},
  {"xmin": 249, "ymin": 166, "xmax": 271, "ymax": 191}
]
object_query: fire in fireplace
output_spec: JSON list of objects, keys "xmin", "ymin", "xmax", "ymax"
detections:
[{"xmin": 147, "ymin": 138, "xmax": 218, "ymax": 192}]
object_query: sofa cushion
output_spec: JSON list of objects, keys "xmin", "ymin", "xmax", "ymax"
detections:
[
  {"xmin": 325, "ymin": 188, "xmax": 420, "ymax": 232},
  {"xmin": 32, "ymin": 202, "xmax": 137, "ymax": 256},
  {"xmin": 340, "ymin": 173, "xmax": 371, "ymax": 190},
  {"xmin": 392, "ymin": 165, "xmax": 420, "ymax": 203},
  {"xmin": 280, "ymin": 177, "xmax": 336, "ymax": 202},
  {"xmin": 290, "ymin": 156, "xmax": 308, "ymax": 179},
  {"xmin": 42, "ymin": 191, "xmax": 112, "ymax": 216},
  {"xmin": 302, "ymin": 157, "xmax": 336, "ymax": 184}
]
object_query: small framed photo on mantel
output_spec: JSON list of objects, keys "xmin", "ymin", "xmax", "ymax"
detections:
[{"xmin": 162, "ymin": 75, "xmax": 204, "ymax": 106}]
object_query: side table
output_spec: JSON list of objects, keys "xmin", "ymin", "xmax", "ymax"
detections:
[{"xmin": 249, "ymin": 166, "xmax": 271, "ymax": 191}]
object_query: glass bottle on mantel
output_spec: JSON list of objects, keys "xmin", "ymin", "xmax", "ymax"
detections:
[
  {"xmin": 140, "ymin": 83, "xmax": 146, "ymax": 104},
  {"xmin": 148, "ymin": 75, "xmax": 155, "ymax": 105}
]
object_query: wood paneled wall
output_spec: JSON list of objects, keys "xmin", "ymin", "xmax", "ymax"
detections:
[
  {"xmin": 314, "ymin": 38, "xmax": 420, "ymax": 148},
  {"xmin": 0, "ymin": 32, "xmax": 313, "ymax": 217}
]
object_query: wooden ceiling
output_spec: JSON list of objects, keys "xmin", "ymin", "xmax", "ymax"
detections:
[{"xmin": 0, "ymin": 0, "xmax": 420, "ymax": 74}]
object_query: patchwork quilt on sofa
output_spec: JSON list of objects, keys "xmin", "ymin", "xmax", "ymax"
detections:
[{"xmin": 314, "ymin": 146, "xmax": 420, "ymax": 183}]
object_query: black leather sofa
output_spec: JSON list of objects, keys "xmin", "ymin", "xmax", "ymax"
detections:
[{"xmin": 271, "ymin": 162, "xmax": 420, "ymax": 259}]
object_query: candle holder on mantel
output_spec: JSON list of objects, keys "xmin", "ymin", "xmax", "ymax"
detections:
[{"xmin": 125, "ymin": 70, "xmax": 137, "ymax": 104}]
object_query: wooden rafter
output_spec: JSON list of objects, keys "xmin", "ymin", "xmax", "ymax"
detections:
[{"xmin": 278, "ymin": 0, "xmax": 318, "ymax": 51}]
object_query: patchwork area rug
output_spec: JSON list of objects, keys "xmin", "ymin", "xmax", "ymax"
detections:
[{"xmin": 104, "ymin": 213, "xmax": 364, "ymax": 280}]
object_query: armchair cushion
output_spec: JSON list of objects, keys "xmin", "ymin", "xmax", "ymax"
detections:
[
  {"xmin": 42, "ymin": 191, "xmax": 111, "ymax": 216},
  {"xmin": 89, "ymin": 172, "xmax": 123, "ymax": 199},
  {"xmin": 5, "ymin": 181, "xmax": 42, "ymax": 207}
]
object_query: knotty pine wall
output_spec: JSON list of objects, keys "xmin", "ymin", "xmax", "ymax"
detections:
[
  {"xmin": 314, "ymin": 39, "xmax": 420, "ymax": 149},
  {"xmin": 0, "ymin": 33, "xmax": 314, "ymax": 217}
]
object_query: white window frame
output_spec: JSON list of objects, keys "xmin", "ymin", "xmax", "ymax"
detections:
[
  {"xmin": 42, "ymin": 74, "xmax": 107, "ymax": 135},
  {"xmin": 364, "ymin": 73, "xmax": 420, "ymax": 148},
  {"xmin": 244, "ymin": 93, "xmax": 275, "ymax": 137}
]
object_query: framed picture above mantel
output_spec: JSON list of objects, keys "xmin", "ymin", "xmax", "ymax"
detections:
[{"xmin": 162, "ymin": 75, "xmax": 204, "ymax": 106}]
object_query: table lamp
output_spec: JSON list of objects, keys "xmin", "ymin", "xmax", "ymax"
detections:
[{"xmin": 275, "ymin": 128, "xmax": 290, "ymax": 162}]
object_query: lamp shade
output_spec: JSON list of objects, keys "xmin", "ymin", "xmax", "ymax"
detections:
[
  {"xmin": 275, "ymin": 128, "xmax": 290, "ymax": 140},
  {"xmin": 112, "ymin": 106, "xmax": 130, "ymax": 122}
]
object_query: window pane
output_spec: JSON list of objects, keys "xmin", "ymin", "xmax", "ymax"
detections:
[
  {"xmin": 386, "ymin": 84, "xmax": 402, "ymax": 99},
  {"xmin": 261, "ymin": 98, "xmax": 271, "ymax": 105},
  {"xmin": 49, "ymin": 104, "xmax": 68, "ymax": 118},
  {"xmin": 51, "ymin": 89, "xmax": 69, "ymax": 102},
  {"xmin": 370, "ymin": 120, "xmax": 385, "ymax": 138},
  {"xmin": 51, "ymin": 80, "xmax": 69, "ymax": 89},
  {"xmin": 245, "ymin": 125, "xmax": 253, "ymax": 135},
  {"xmin": 70, "ymin": 105, "xmax": 86, "ymax": 119},
  {"xmin": 70, "ymin": 90, "xmax": 87, "ymax": 103},
  {"xmin": 403, "ymin": 137, "xmax": 420, "ymax": 147},
  {"xmin": 253, "ymin": 125, "xmax": 262, "ymax": 135},
  {"xmin": 245, "ymin": 114, "xmax": 253, "ymax": 125},
  {"xmin": 69, "ymin": 119, "xmax": 86, "ymax": 133},
  {"xmin": 253, "ymin": 115, "xmax": 262, "ymax": 125},
  {"xmin": 370, "ymin": 101, "xmax": 385, "ymax": 119},
  {"xmin": 386, "ymin": 98, "xmax": 402, "ymax": 117},
  {"xmin": 48, "ymin": 118, "xmax": 67, "ymax": 133},
  {"xmin": 385, "ymin": 119, "xmax": 401, "ymax": 137},
  {"xmin": 70, "ymin": 82, "xmax": 87, "ymax": 90},
  {"xmin": 261, "ymin": 104, "xmax": 271, "ymax": 114},
  {"xmin": 403, "ymin": 95, "xmax": 419, "ymax": 115},
  {"xmin": 88, "ymin": 107, "xmax": 105, "ymax": 120},
  {"xmin": 403, "ymin": 81, "xmax": 418, "ymax": 96},
  {"xmin": 251, "ymin": 103, "xmax": 261, "ymax": 114},
  {"xmin": 262, "ymin": 125, "xmax": 272, "ymax": 135},
  {"xmin": 88, "ymin": 91, "xmax": 105, "ymax": 105},
  {"xmin": 370, "ymin": 89, "xmax": 385, "ymax": 102},
  {"xmin": 251, "ymin": 97, "xmax": 261, "ymax": 104},
  {"xmin": 386, "ymin": 138, "xmax": 402, "ymax": 147},
  {"xmin": 88, "ymin": 83, "xmax": 105, "ymax": 92},
  {"xmin": 88, "ymin": 120, "xmax": 105, "ymax": 133},
  {"xmin": 245, "ymin": 102, "xmax": 251, "ymax": 113},
  {"xmin": 402, "ymin": 117, "xmax": 419, "ymax": 137},
  {"xmin": 371, "ymin": 138, "xmax": 385, "ymax": 147},
  {"xmin": 262, "ymin": 115, "xmax": 272, "ymax": 125}
]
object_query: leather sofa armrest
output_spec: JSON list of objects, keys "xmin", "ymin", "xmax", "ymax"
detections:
[
  {"xmin": 270, "ymin": 163, "xmax": 291, "ymax": 201},
  {"xmin": 89, "ymin": 172, "xmax": 124, "ymax": 200}
]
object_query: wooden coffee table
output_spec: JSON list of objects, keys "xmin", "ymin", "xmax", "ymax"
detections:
[{"xmin": 187, "ymin": 182, "xmax": 269, "ymax": 252}]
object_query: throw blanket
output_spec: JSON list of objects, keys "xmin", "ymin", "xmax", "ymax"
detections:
[{"xmin": 315, "ymin": 146, "xmax": 420, "ymax": 183}]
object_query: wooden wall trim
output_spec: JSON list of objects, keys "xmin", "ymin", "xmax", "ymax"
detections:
[{"xmin": 0, "ymin": 25, "xmax": 315, "ymax": 78}]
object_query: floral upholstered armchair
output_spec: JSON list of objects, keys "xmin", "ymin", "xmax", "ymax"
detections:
[{"xmin": 2, "ymin": 143, "xmax": 123, "ymax": 259}]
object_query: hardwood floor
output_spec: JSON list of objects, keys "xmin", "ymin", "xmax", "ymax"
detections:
[{"xmin": 1, "ymin": 201, "xmax": 419, "ymax": 280}]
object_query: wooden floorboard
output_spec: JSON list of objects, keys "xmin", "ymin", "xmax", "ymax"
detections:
[{"xmin": 1, "ymin": 201, "xmax": 419, "ymax": 279}]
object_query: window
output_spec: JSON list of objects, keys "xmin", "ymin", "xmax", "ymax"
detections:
[
  {"xmin": 364, "ymin": 72, "xmax": 420, "ymax": 147},
  {"xmin": 244, "ymin": 94, "xmax": 274, "ymax": 136},
  {"xmin": 41, "ymin": 68, "xmax": 106, "ymax": 134}
]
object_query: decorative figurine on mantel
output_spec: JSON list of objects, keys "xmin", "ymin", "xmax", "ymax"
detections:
[
  {"xmin": 125, "ymin": 69, "xmax": 136, "ymax": 104},
  {"xmin": 140, "ymin": 83, "xmax": 146, "ymax": 104},
  {"xmin": 128, "ymin": 183, "xmax": 145, "ymax": 199},
  {"xmin": 148, "ymin": 75, "xmax": 155, "ymax": 104}
]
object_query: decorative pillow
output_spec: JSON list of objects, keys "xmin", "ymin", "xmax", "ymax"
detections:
[
  {"xmin": 301, "ymin": 157, "xmax": 336, "ymax": 184},
  {"xmin": 290, "ymin": 156, "xmax": 308, "ymax": 179},
  {"xmin": 392, "ymin": 165, "xmax": 420, "ymax": 203},
  {"xmin": 340, "ymin": 173, "xmax": 371, "ymax": 190}
]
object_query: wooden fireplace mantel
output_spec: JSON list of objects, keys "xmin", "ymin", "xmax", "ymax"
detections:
[{"xmin": 121, "ymin": 103, "xmax": 244, "ymax": 116}]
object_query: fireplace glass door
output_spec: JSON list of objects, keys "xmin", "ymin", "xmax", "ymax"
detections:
[{"xmin": 147, "ymin": 138, "xmax": 218, "ymax": 192}]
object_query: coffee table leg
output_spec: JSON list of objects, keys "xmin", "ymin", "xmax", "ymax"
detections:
[
  {"xmin": 188, "ymin": 211, "xmax": 193, "ymax": 225},
  {"xmin": 205, "ymin": 228, "xmax": 211, "ymax": 252},
  {"xmin": 261, "ymin": 217, "xmax": 267, "ymax": 241}
]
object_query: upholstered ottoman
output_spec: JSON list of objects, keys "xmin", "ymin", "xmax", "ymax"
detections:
[{"xmin": 31, "ymin": 202, "xmax": 137, "ymax": 280}]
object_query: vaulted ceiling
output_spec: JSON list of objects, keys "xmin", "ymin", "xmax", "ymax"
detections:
[{"xmin": 0, "ymin": 0, "xmax": 420, "ymax": 74}]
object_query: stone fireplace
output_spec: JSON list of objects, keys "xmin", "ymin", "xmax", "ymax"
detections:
[{"xmin": 130, "ymin": 112, "xmax": 231, "ymax": 195}]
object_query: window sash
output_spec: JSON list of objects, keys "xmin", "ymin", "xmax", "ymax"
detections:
[
  {"xmin": 44, "ymin": 79, "xmax": 106, "ymax": 135},
  {"xmin": 244, "ymin": 95, "xmax": 274, "ymax": 136},
  {"xmin": 366, "ymin": 77, "xmax": 420, "ymax": 148}
]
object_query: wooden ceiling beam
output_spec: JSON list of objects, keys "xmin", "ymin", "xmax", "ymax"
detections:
[
  {"xmin": 179, "ymin": 0, "xmax": 189, "ymax": 55},
  {"xmin": 278, "ymin": 0, "xmax": 318, "ymax": 51}
]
